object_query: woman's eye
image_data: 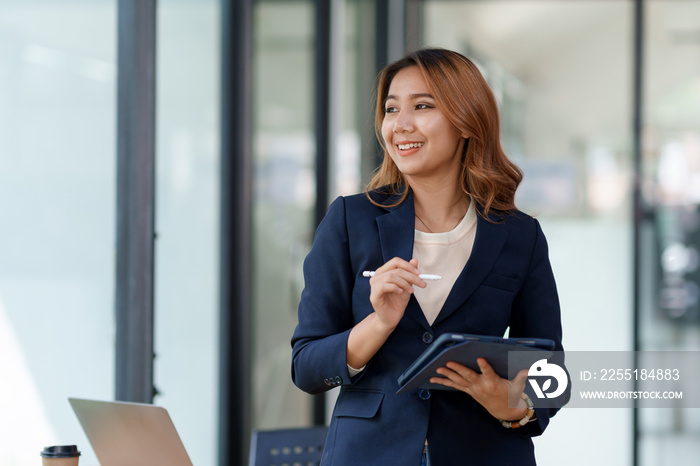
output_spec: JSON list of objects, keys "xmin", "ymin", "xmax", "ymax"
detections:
[
  {"xmin": 384, "ymin": 106, "xmax": 398, "ymax": 114},
  {"xmin": 416, "ymin": 103, "xmax": 433, "ymax": 110}
]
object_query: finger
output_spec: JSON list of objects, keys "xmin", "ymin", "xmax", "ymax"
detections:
[
  {"xmin": 407, "ymin": 258, "xmax": 429, "ymax": 287},
  {"xmin": 370, "ymin": 281, "xmax": 406, "ymax": 296},
  {"xmin": 511, "ymin": 369, "xmax": 529, "ymax": 391},
  {"xmin": 429, "ymin": 376, "xmax": 466, "ymax": 391},
  {"xmin": 435, "ymin": 366, "xmax": 472, "ymax": 386},
  {"xmin": 508, "ymin": 371, "xmax": 529, "ymax": 407},
  {"xmin": 375, "ymin": 257, "xmax": 420, "ymax": 277},
  {"xmin": 374, "ymin": 258, "xmax": 426, "ymax": 288},
  {"xmin": 445, "ymin": 361, "xmax": 479, "ymax": 381},
  {"xmin": 476, "ymin": 358, "xmax": 497, "ymax": 378},
  {"xmin": 371, "ymin": 270, "xmax": 422, "ymax": 293},
  {"xmin": 371, "ymin": 267, "xmax": 425, "ymax": 289}
]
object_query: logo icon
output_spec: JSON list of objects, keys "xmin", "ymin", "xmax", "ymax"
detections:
[{"xmin": 527, "ymin": 359, "xmax": 568, "ymax": 399}]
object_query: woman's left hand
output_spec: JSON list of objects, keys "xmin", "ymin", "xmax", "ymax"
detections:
[{"xmin": 430, "ymin": 358, "xmax": 530, "ymax": 421}]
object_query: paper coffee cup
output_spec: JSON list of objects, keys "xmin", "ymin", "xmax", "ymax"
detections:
[{"xmin": 40, "ymin": 445, "xmax": 80, "ymax": 466}]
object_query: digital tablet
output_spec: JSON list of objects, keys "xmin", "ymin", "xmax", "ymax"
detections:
[{"xmin": 396, "ymin": 333, "xmax": 555, "ymax": 394}]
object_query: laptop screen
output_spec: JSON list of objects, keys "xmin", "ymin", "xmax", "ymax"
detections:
[{"xmin": 69, "ymin": 398, "xmax": 193, "ymax": 466}]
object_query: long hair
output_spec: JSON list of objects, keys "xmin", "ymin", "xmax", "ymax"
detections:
[{"xmin": 365, "ymin": 48, "xmax": 523, "ymax": 219}]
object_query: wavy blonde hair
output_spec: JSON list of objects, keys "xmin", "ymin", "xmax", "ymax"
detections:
[{"xmin": 366, "ymin": 48, "xmax": 523, "ymax": 219}]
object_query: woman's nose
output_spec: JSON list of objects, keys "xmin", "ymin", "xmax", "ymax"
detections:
[{"xmin": 393, "ymin": 110, "xmax": 414, "ymax": 133}]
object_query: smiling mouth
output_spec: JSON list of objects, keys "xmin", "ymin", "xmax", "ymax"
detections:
[{"xmin": 397, "ymin": 142, "xmax": 424, "ymax": 150}]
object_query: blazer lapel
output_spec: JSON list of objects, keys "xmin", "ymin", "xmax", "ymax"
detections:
[
  {"xmin": 376, "ymin": 196, "xmax": 414, "ymax": 264},
  {"xmin": 375, "ymin": 193, "xmax": 431, "ymax": 330},
  {"xmin": 433, "ymin": 212, "xmax": 508, "ymax": 326}
]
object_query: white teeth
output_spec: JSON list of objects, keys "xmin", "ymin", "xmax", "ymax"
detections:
[{"xmin": 398, "ymin": 142, "xmax": 424, "ymax": 150}]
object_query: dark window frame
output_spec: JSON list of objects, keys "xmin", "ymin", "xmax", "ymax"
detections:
[{"xmin": 115, "ymin": 0, "xmax": 157, "ymax": 405}]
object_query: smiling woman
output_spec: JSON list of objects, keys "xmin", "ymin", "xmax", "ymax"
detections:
[
  {"xmin": 368, "ymin": 48, "xmax": 523, "ymax": 221},
  {"xmin": 291, "ymin": 48, "xmax": 567, "ymax": 466}
]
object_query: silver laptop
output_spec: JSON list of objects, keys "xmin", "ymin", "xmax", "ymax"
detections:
[{"xmin": 69, "ymin": 398, "xmax": 193, "ymax": 466}]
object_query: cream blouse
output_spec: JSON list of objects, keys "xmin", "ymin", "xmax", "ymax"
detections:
[{"xmin": 412, "ymin": 199, "xmax": 477, "ymax": 325}]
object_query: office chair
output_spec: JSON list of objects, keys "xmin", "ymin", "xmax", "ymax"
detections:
[{"xmin": 248, "ymin": 426, "xmax": 328, "ymax": 466}]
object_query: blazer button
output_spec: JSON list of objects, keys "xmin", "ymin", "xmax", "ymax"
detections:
[
  {"xmin": 334, "ymin": 376, "xmax": 343, "ymax": 386},
  {"xmin": 419, "ymin": 389, "xmax": 431, "ymax": 400},
  {"xmin": 324, "ymin": 378, "xmax": 332, "ymax": 386},
  {"xmin": 422, "ymin": 332, "xmax": 434, "ymax": 344}
]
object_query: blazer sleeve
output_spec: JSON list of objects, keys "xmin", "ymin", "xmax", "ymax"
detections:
[
  {"xmin": 508, "ymin": 218, "xmax": 570, "ymax": 437},
  {"xmin": 291, "ymin": 196, "xmax": 358, "ymax": 394}
]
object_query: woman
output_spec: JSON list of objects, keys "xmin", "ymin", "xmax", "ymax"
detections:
[{"xmin": 291, "ymin": 48, "xmax": 565, "ymax": 466}]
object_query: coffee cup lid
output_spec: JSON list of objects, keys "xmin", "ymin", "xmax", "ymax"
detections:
[{"xmin": 40, "ymin": 445, "xmax": 81, "ymax": 458}]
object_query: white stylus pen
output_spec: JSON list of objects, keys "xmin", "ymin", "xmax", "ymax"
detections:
[{"xmin": 362, "ymin": 271, "xmax": 442, "ymax": 280}]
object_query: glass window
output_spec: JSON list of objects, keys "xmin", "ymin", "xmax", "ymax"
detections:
[
  {"xmin": 639, "ymin": 1, "xmax": 700, "ymax": 463},
  {"xmin": 424, "ymin": 2, "xmax": 634, "ymax": 464},
  {"xmin": 154, "ymin": 1, "xmax": 221, "ymax": 465},
  {"xmin": 252, "ymin": 0, "xmax": 316, "ymax": 429},
  {"xmin": 335, "ymin": 0, "xmax": 379, "ymax": 197},
  {"xmin": 0, "ymin": 2, "xmax": 116, "ymax": 464},
  {"xmin": 250, "ymin": 0, "xmax": 384, "ymax": 429}
]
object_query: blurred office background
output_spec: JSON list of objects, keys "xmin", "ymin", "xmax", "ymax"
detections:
[{"xmin": 0, "ymin": 0, "xmax": 699, "ymax": 465}]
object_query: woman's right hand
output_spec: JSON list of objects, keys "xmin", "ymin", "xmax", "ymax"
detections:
[
  {"xmin": 346, "ymin": 257, "xmax": 426, "ymax": 370},
  {"xmin": 369, "ymin": 257, "xmax": 426, "ymax": 332}
]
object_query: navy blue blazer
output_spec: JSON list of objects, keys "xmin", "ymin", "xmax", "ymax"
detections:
[{"xmin": 291, "ymin": 189, "xmax": 564, "ymax": 466}]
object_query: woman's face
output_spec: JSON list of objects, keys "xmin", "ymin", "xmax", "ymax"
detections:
[{"xmin": 381, "ymin": 66, "xmax": 467, "ymax": 186}]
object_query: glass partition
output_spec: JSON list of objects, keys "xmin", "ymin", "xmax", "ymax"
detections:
[
  {"xmin": 639, "ymin": 1, "xmax": 700, "ymax": 464},
  {"xmin": 424, "ymin": 2, "xmax": 634, "ymax": 465},
  {"xmin": 0, "ymin": 2, "xmax": 116, "ymax": 465},
  {"xmin": 250, "ymin": 0, "xmax": 384, "ymax": 430},
  {"xmin": 251, "ymin": 0, "xmax": 316, "ymax": 429},
  {"xmin": 337, "ymin": 0, "xmax": 379, "ymax": 196},
  {"xmin": 154, "ymin": 1, "xmax": 221, "ymax": 465}
]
